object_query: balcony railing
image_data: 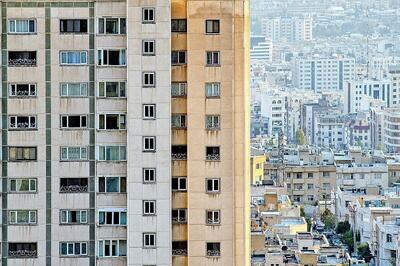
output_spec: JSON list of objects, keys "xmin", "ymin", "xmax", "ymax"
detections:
[
  {"xmin": 207, "ymin": 218, "xmax": 220, "ymax": 225},
  {"xmin": 9, "ymin": 122, "xmax": 36, "ymax": 129},
  {"xmin": 9, "ymin": 58, "xmax": 37, "ymax": 67},
  {"xmin": 206, "ymin": 250, "xmax": 221, "ymax": 257},
  {"xmin": 172, "ymin": 153, "xmax": 187, "ymax": 160},
  {"xmin": 206, "ymin": 154, "xmax": 220, "ymax": 161},
  {"xmin": 172, "ymin": 249, "xmax": 187, "ymax": 256},
  {"xmin": 206, "ymin": 124, "xmax": 220, "ymax": 130},
  {"xmin": 9, "ymin": 250, "xmax": 37, "ymax": 258},
  {"xmin": 172, "ymin": 217, "xmax": 187, "ymax": 223},
  {"xmin": 60, "ymin": 185, "xmax": 88, "ymax": 193}
]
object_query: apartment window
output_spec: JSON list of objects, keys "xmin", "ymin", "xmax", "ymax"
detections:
[
  {"xmin": 9, "ymin": 116, "xmax": 36, "ymax": 130},
  {"xmin": 60, "ymin": 147, "xmax": 87, "ymax": 161},
  {"xmin": 172, "ymin": 177, "xmax": 187, "ymax": 191},
  {"xmin": 142, "ymin": 40, "xmax": 155, "ymax": 55},
  {"xmin": 8, "ymin": 19, "xmax": 35, "ymax": 33},
  {"xmin": 9, "ymin": 147, "xmax": 37, "ymax": 161},
  {"xmin": 307, "ymin": 195, "xmax": 314, "ymax": 201},
  {"xmin": 172, "ymin": 241, "xmax": 187, "ymax": 256},
  {"xmin": 60, "ymin": 83, "xmax": 88, "ymax": 97},
  {"xmin": 97, "ymin": 49, "xmax": 126, "ymax": 66},
  {"xmin": 172, "ymin": 145, "xmax": 187, "ymax": 160},
  {"xmin": 206, "ymin": 178, "xmax": 220, "ymax": 193},
  {"xmin": 205, "ymin": 20, "xmax": 219, "ymax": 34},
  {"xmin": 322, "ymin": 172, "xmax": 330, "ymax": 177},
  {"xmin": 142, "ymin": 72, "xmax": 156, "ymax": 87},
  {"xmin": 9, "ymin": 83, "xmax": 36, "ymax": 97},
  {"xmin": 8, "ymin": 243, "xmax": 37, "ymax": 258},
  {"xmin": 206, "ymin": 115, "xmax": 220, "ymax": 130},
  {"xmin": 143, "ymin": 233, "xmax": 156, "ymax": 248},
  {"xmin": 60, "ymin": 178, "xmax": 88, "ymax": 193},
  {"xmin": 171, "ymin": 114, "xmax": 187, "ymax": 129},
  {"xmin": 9, "ymin": 210, "xmax": 37, "ymax": 225},
  {"xmin": 98, "ymin": 176, "xmax": 126, "ymax": 193},
  {"xmin": 60, "ymin": 19, "xmax": 88, "ymax": 33},
  {"xmin": 171, "ymin": 19, "xmax": 187, "ymax": 32},
  {"xmin": 60, "ymin": 242, "xmax": 87, "ymax": 256},
  {"xmin": 142, "ymin": 8, "xmax": 155, "ymax": 23},
  {"xmin": 206, "ymin": 242, "xmax": 221, "ymax": 257},
  {"xmin": 60, "ymin": 51, "xmax": 87, "ymax": 65},
  {"xmin": 60, "ymin": 210, "xmax": 87, "ymax": 224},
  {"xmin": 171, "ymin": 51, "xmax": 186, "ymax": 65},
  {"xmin": 143, "ymin": 200, "xmax": 156, "ymax": 215},
  {"xmin": 206, "ymin": 210, "xmax": 220, "ymax": 225},
  {"xmin": 307, "ymin": 173, "xmax": 314, "ymax": 178},
  {"xmin": 98, "ymin": 240, "xmax": 127, "ymax": 257},
  {"xmin": 98, "ymin": 114, "xmax": 126, "ymax": 130},
  {"xmin": 60, "ymin": 115, "xmax": 87, "ymax": 129},
  {"xmin": 143, "ymin": 104, "xmax": 156, "ymax": 119},
  {"xmin": 98, "ymin": 18, "xmax": 126, "ymax": 34},
  {"xmin": 98, "ymin": 81, "xmax": 126, "ymax": 98},
  {"xmin": 8, "ymin": 51, "xmax": 37, "ymax": 66},
  {"xmin": 206, "ymin": 51, "xmax": 220, "ymax": 66},
  {"xmin": 206, "ymin": 146, "xmax": 220, "ymax": 161},
  {"xmin": 171, "ymin": 82, "xmax": 187, "ymax": 97},
  {"xmin": 143, "ymin": 136, "xmax": 156, "ymax": 152},
  {"xmin": 172, "ymin": 209, "xmax": 187, "ymax": 224},
  {"xmin": 98, "ymin": 145, "xmax": 127, "ymax": 161},
  {"xmin": 387, "ymin": 234, "xmax": 392, "ymax": 243},
  {"xmin": 143, "ymin": 168, "xmax": 156, "ymax": 183},
  {"xmin": 99, "ymin": 209, "xmax": 127, "ymax": 226},
  {"xmin": 205, "ymin": 83, "xmax": 220, "ymax": 97},
  {"xmin": 9, "ymin": 178, "xmax": 37, "ymax": 193},
  {"xmin": 307, "ymin": 184, "xmax": 313, "ymax": 189}
]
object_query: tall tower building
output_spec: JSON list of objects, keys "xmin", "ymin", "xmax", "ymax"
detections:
[{"xmin": 0, "ymin": 0, "xmax": 250, "ymax": 265}]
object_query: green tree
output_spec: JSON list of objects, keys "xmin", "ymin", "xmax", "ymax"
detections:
[
  {"xmin": 336, "ymin": 221, "xmax": 350, "ymax": 234},
  {"xmin": 357, "ymin": 243, "xmax": 373, "ymax": 262},
  {"xmin": 295, "ymin": 129, "xmax": 306, "ymax": 145},
  {"xmin": 342, "ymin": 230, "xmax": 354, "ymax": 253},
  {"xmin": 321, "ymin": 209, "xmax": 335, "ymax": 230}
]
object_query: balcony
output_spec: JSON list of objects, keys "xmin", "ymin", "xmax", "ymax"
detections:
[
  {"xmin": 60, "ymin": 178, "xmax": 88, "ymax": 193},
  {"xmin": 172, "ymin": 241, "xmax": 187, "ymax": 256},
  {"xmin": 8, "ymin": 51, "xmax": 37, "ymax": 67},
  {"xmin": 8, "ymin": 243, "xmax": 37, "ymax": 258},
  {"xmin": 206, "ymin": 147, "xmax": 220, "ymax": 161},
  {"xmin": 172, "ymin": 145, "xmax": 187, "ymax": 160}
]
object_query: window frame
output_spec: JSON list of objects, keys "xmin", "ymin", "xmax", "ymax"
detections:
[
  {"xmin": 9, "ymin": 83, "xmax": 36, "ymax": 98},
  {"xmin": 143, "ymin": 233, "xmax": 156, "ymax": 248},
  {"xmin": 8, "ymin": 115, "xmax": 37, "ymax": 130},
  {"xmin": 9, "ymin": 178, "xmax": 37, "ymax": 193},
  {"xmin": 171, "ymin": 114, "xmax": 187, "ymax": 129},
  {"xmin": 60, "ymin": 209, "xmax": 88, "ymax": 225},
  {"xmin": 142, "ymin": 72, "xmax": 156, "ymax": 88},
  {"xmin": 142, "ymin": 40, "xmax": 156, "ymax": 56},
  {"xmin": 205, "ymin": 115, "xmax": 220, "ymax": 130},
  {"xmin": 98, "ymin": 209, "xmax": 127, "ymax": 226},
  {"xmin": 97, "ymin": 17, "xmax": 126, "ymax": 35},
  {"xmin": 60, "ymin": 51, "xmax": 88, "ymax": 66},
  {"xmin": 142, "ymin": 7, "xmax": 155, "ymax": 24},
  {"xmin": 97, "ymin": 145, "xmax": 127, "ymax": 161},
  {"xmin": 143, "ymin": 104, "xmax": 156, "ymax": 119},
  {"xmin": 98, "ymin": 113, "xmax": 126, "ymax": 130},
  {"xmin": 60, "ymin": 146, "xmax": 88, "ymax": 161},
  {"xmin": 171, "ymin": 19, "xmax": 187, "ymax": 33},
  {"xmin": 143, "ymin": 200, "xmax": 156, "ymax": 216},
  {"xmin": 8, "ymin": 19, "xmax": 36, "ymax": 34},
  {"xmin": 205, "ymin": 19, "xmax": 220, "ymax": 34},
  {"xmin": 206, "ymin": 178, "xmax": 220, "ymax": 193},
  {"xmin": 9, "ymin": 210, "xmax": 37, "ymax": 225},
  {"xmin": 97, "ymin": 49, "xmax": 126, "ymax": 66},
  {"xmin": 98, "ymin": 81, "xmax": 126, "ymax": 98},
  {"xmin": 59, "ymin": 19, "xmax": 88, "ymax": 34},
  {"xmin": 60, "ymin": 242, "xmax": 88, "ymax": 257},
  {"xmin": 98, "ymin": 239, "xmax": 127, "ymax": 257},
  {"xmin": 206, "ymin": 210, "xmax": 220, "ymax": 225},
  {"xmin": 98, "ymin": 176, "xmax": 126, "ymax": 193},
  {"xmin": 60, "ymin": 83, "xmax": 88, "ymax": 97},
  {"xmin": 143, "ymin": 168, "xmax": 156, "ymax": 184},
  {"xmin": 171, "ymin": 50, "xmax": 187, "ymax": 65},
  {"xmin": 171, "ymin": 82, "xmax": 187, "ymax": 97},
  {"xmin": 9, "ymin": 146, "xmax": 37, "ymax": 161},
  {"xmin": 172, "ymin": 177, "xmax": 187, "ymax": 192},
  {"xmin": 172, "ymin": 209, "xmax": 187, "ymax": 224},
  {"xmin": 205, "ymin": 82, "xmax": 221, "ymax": 98},
  {"xmin": 60, "ymin": 115, "xmax": 87, "ymax": 129},
  {"xmin": 206, "ymin": 51, "xmax": 220, "ymax": 66}
]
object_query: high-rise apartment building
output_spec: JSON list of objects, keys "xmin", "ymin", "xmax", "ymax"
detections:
[
  {"xmin": 0, "ymin": 0, "xmax": 250, "ymax": 265},
  {"xmin": 293, "ymin": 56, "xmax": 355, "ymax": 92},
  {"xmin": 262, "ymin": 16, "xmax": 312, "ymax": 43}
]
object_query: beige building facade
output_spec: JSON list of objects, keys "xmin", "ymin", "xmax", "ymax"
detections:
[{"xmin": 0, "ymin": 0, "xmax": 250, "ymax": 265}]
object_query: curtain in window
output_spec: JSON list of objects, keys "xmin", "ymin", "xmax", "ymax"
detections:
[
  {"xmin": 99, "ymin": 212, "xmax": 105, "ymax": 224},
  {"xmin": 120, "ymin": 212, "xmax": 127, "ymax": 225},
  {"xmin": 17, "ymin": 211, "xmax": 29, "ymax": 223},
  {"xmin": 119, "ymin": 50, "xmax": 126, "ymax": 65},
  {"xmin": 119, "ymin": 240, "xmax": 127, "ymax": 256},
  {"xmin": 61, "ymin": 243, "xmax": 68, "ymax": 255}
]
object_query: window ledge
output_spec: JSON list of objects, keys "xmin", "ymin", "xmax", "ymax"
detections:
[{"xmin": 8, "ymin": 33, "xmax": 37, "ymax": 35}]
